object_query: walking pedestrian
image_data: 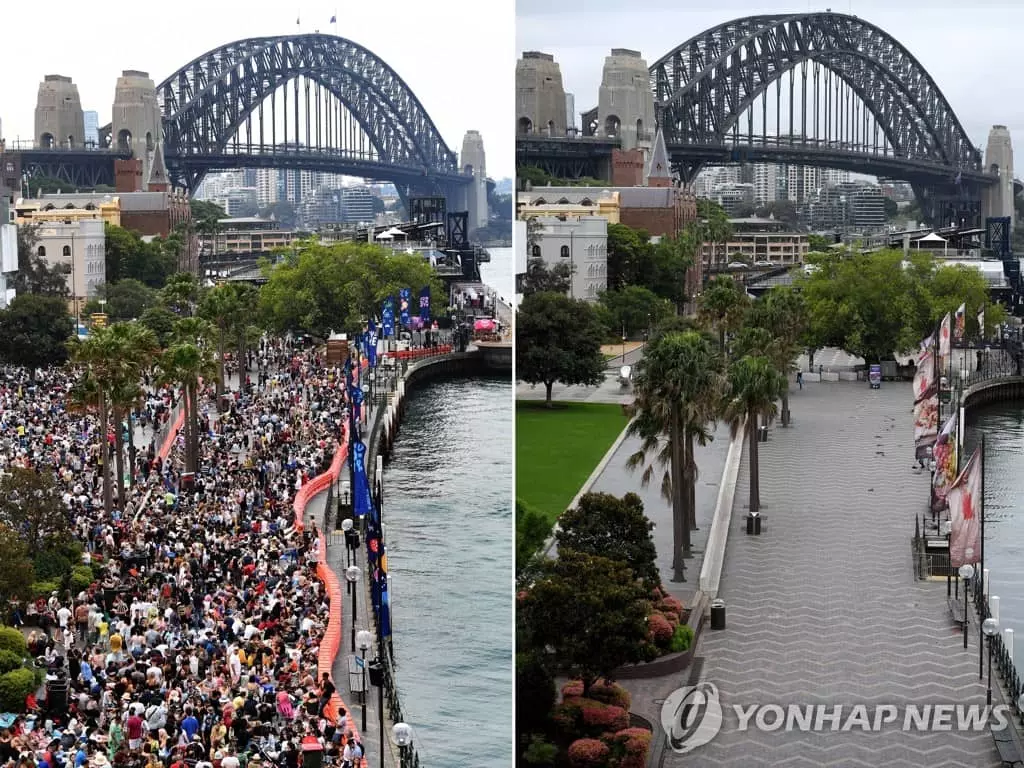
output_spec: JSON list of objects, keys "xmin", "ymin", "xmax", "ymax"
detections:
[{"xmin": 796, "ymin": 371, "xmax": 803, "ymax": 390}]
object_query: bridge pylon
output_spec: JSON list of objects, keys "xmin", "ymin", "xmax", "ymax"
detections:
[
  {"xmin": 460, "ymin": 131, "xmax": 488, "ymax": 234},
  {"xmin": 111, "ymin": 70, "xmax": 164, "ymax": 185},
  {"xmin": 597, "ymin": 49, "xmax": 655, "ymax": 154},
  {"xmin": 982, "ymin": 125, "xmax": 1015, "ymax": 230}
]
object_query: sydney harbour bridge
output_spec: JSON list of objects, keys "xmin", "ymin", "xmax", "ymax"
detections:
[
  {"xmin": 4, "ymin": 34, "xmax": 473, "ymax": 208},
  {"xmin": 516, "ymin": 13, "xmax": 1018, "ymax": 228}
]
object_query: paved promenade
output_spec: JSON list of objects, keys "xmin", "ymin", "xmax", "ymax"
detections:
[
  {"xmin": 675, "ymin": 382, "xmax": 1002, "ymax": 767},
  {"xmin": 588, "ymin": 425, "xmax": 730, "ymax": 606}
]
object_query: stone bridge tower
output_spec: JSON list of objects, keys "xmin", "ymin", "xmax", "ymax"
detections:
[
  {"xmin": 112, "ymin": 70, "xmax": 162, "ymax": 183},
  {"xmin": 516, "ymin": 52, "xmax": 567, "ymax": 137},
  {"xmin": 460, "ymin": 130, "xmax": 489, "ymax": 232},
  {"xmin": 34, "ymin": 75, "xmax": 85, "ymax": 149},
  {"xmin": 982, "ymin": 125, "xmax": 1015, "ymax": 229},
  {"xmin": 597, "ymin": 49, "xmax": 655, "ymax": 153}
]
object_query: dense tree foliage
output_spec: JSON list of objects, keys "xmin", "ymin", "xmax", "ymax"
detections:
[
  {"xmin": 103, "ymin": 224, "xmax": 176, "ymax": 287},
  {"xmin": 597, "ymin": 286, "xmax": 672, "ymax": 339},
  {"xmin": 259, "ymin": 241, "xmax": 440, "ymax": 337},
  {"xmin": 0, "ymin": 295, "xmax": 74, "ymax": 368},
  {"xmin": 516, "ymin": 292, "xmax": 606, "ymax": 405},
  {"xmin": 83, "ymin": 279, "xmax": 158, "ymax": 321},
  {"xmin": 13, "ymin": 224, "xmax": 69, "ymax": 297}
]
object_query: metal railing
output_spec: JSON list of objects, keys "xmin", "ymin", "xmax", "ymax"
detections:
[{"xmin": 973, "ymin": 578, "xmax": 1024, "ymax": 725}]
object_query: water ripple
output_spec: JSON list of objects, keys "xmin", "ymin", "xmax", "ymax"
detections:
[{"xmin": 381, "ymin": 377, "xmax": 513, "ymax": 767}]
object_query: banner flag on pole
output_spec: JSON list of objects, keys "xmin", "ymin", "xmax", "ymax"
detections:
[
  {"xmin": 399, "ymin": 288, "xmax": 411, "ymax": 327},
  {"xmin": 352, "ymin": 440, "xmax": 375, "ymax": 518},
  {"xmin": 366, "ymin": 320, "xmax": 378, "ymax": 367},
  {"xmin": 948, "ymin": 444, "xmax": 983, "ymax": 567},
  {"xmin": 978, "ymin": 307, "xmax": 986, "ymax": 339},
  {"xmin": 382, "ymin": 297, "xmax": 395, "ymax": 338},
  {"xmin": 418, "ymin": 286, "xmax": 431, "ymax": 323},
  {"xmin": 953, "ymin": 303, "xmax": 966, "ymax": 344},
  {"xmin": 939, "ymin": 313, "xmax": 951, "ymax": 360},
  {"xmin": 931, "ymin": 412, "xmax": 958, "ymax": 512}
]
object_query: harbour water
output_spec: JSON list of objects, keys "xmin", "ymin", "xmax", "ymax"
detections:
[
  {"xmin": 480, "ymin": 246, "xmax": 514, "ymax": 304},
  {"xmin": 381, "ymin": 376, "xmax": 513, "ymax": 766},
  {"xmin": 964, "ymin": 403, "xmax": 1024, "ymax": 669}
]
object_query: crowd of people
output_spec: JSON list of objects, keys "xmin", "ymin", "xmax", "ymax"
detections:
[{"xmin": 0, "ymin": 337, "xmax": 365, "ymax": 768}]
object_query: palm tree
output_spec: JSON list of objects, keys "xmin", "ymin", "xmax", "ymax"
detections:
[
  {"xmin": 158, "ymin": 341, "xmax": 216, "ymax": 474},
  {"xmin": 68, "ymin": 328, "xmax": 123, "ymax": 515},
  {"xmin": 698, "ymin": 275, "xmax": 749, "ymax": 358},
  {"xmin": 106, "ymin": 323, "xmax": 158, "ymax": 491},
  {"xmin": 722, "ymin": 355, "xmax": 787, "ymax": 513},
  {"xmin": 627, "ymin": 330, "xmax": 725, "ymax": 582},
  {"xmin": 199, "ymin": 284, "xmax": 242, "ymax": 406}
]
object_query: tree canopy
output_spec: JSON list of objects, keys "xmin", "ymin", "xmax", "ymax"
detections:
[
  {"xmin": 516, "ymin": 292, "xmax": 606, "ymax": 405},
  {"xmin": 799, "ymin": 250, "xmax": 1005, "ymax": 362},
  {"xmin": 0, "ymin": 295, "xmax": 74, "ymax": 368},
  {"xmin": 83, "ymin": 279, "xmax": 158, "ymax": 321},
  {"xmin": 103, "ymin": 224, "xmax": 176, "ymax": 287},
  {"xmin": 259, "ymin": 241, "xmax": 441, "ymax": 337}
]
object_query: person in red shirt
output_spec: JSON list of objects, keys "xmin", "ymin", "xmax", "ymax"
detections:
[{"xmin": 125, "ymin": 711, "xmax": 144, "ymax": 751}]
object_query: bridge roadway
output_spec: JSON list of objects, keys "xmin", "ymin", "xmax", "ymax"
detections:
[{"xmin": 673, "ymin": 382, "xmax": 1003, "ymax": 767}]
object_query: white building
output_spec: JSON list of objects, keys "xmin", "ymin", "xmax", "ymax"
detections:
[
  {"xmin": 33, "ymin": 219, "xmax": 105, "ymax": 309},
  {"xmin": 514, "ymin": 219, "xmax": 527, "ymax": 305},
  {"xmin": 340, "ymin": 187, "xmax": 375, "ymax": 224},
  {"xmin": 0, "ymin": 223, "xmax": 17, "ymax": 308},
  {"xmin": 753, "ymin": 164, "xmax": 778, "ymax": 205},
  {"xmin": 786, "ymin": 165, "xmax": 821, "ymax": 204},
  {"xmin": 528, "ymin": 215, "xmax": 607, "ymax": 301},
  {"xmin": 255, "ymin": 169, "xmax": 280, "ymax": 207}
]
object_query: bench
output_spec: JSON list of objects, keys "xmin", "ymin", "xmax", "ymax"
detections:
[
  {"xmin": 991, "ymin": 726, "xmax": 1023, "ymax": 767},
  {"xmin": 948, "ymin": 596, "xmax": 966, "ymax": 625},
  {"xmin": 347, "ymin": 656, "xmax": 366, "ymax": 702}
]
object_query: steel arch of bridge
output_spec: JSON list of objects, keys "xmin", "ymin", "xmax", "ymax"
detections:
[
  {"xmin": 102, "ymin": 33, "xmax": 465, "ymax": 194},
  {"xmin": 650, "ymin": 13, "xmax": 983, "ymax": 179}
]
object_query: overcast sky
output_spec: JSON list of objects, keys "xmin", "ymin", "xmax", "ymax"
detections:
[
  {"xmin": 0, "ymin": 0, "xmax": 514, "ymax": 179},
  {"xmin": 516, "ymin": 0, "xmax": 1024, "ymax": 153}
]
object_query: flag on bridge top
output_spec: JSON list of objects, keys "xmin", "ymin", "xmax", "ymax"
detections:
[
  {"xmin": 953, "ymin": 303, "xmax": 966, "ymax": 344},
  {"xmin": 948, "ymin": 443, "xmax": 983, "ymax": 568},
  {"xmin": 329, "ymin": 14, "xmax": 336, "ymax": 23}
]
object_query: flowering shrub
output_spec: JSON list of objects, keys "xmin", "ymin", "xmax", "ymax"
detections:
[
  {"xmin": 607, "ymin": 727, "xmax": 652, "ymax": 768},
  {"xmin": 588, "ymin": 680, "xmax": 631, "ymax": 711},
  {"xmin": 581, "ymin": 703, "xmax": 629, "ymax": 732},
  {"xmin": 659, "ymin": 609, "xmax": 680, "ymax": 627},
  {"xmin": 648, "ymin": 612, "xmax": 674, "ymax": 646},
  {"xmin": 650, "ymin": 585, "xmax": 664, "ymax": 601},
  {"xmin": 562, "ymin": 680, "xmax": 585, "ymax": 699},
  {"xmin": 568, "ymin": 738, "xmax": 610, "ymax": 768},
  {"xmin": 553, "ymin": 699, "xmax": 584, "ymax": 736},
  {"xmin": 658, "ymin": 596, "xmax": 685, "ymax": 619}
]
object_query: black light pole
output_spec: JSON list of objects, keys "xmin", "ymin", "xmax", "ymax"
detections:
[
  {"xmin": 959, "ymin": 564, "xmax": 974, "ymax": 650},
  {"xmin": 982, "ymin": 618, "xmax": 999, "ymax": 705},
  {"xmin": 345, "ymin": 565, "xmax": 360, "ymax": 652},
  {"xmin": 356, "ymin": 630, "xmax": 372, "ymax": 733}
]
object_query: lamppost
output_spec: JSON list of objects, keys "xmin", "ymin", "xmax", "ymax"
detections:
[
  {"xmin": 355, "ymin": 629, "xmax": 373, "ymax": 733},
  {"xmin": 959, "ymin": 564, "xmax": 974, "ymax": 649},
  {"xmin": 369, "ymin": 371, "xmax": 376, "ymax": 404},
  {"xmin": 362, "ymin": 383, "xmax": 370, "ymax": 418},
  {"xmin": 942, "ymin": 520, "xmax": 953, "ymax": 597},
  {"xmin": 345, "ymin": 565, "xmax": 361, "ymax": 652},
  {"xmin": 621, "ymin": 328, "xmax": 627, "ymax": 363},
  {"xmin": 341, "ymin": 518, "xmax": 354, "ymax": 570},
  {"xmin": 983, "ymin": 617, "xmax": 1000, "ymax": 706},
  {"xmin": 392, "ymin": 723, "xmax": 414, "ymax": 768}
]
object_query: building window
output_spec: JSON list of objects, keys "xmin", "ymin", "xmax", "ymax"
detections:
[
  {"xmin": 37, "ymin": 246, "xmax": 46, "ymax": 258},
  {"xmin": 560, "ymin": 245, "xmax": 570, "ymax": 258},
  {"xmin": 63, "ymin": 245, "xmax": 71, "ymax": 257},
  {"xmin": 531, "ymin": 244, "xmax": 541, "ymax": 259}
]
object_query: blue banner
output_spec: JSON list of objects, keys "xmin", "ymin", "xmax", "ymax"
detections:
[
  {"xmin": 399, "ymin": 288, "xmax": 411, "ymax": 327},
  {"xmin": 379, "ymin": 554, "xmax": 392, "ymax": 638},
  {"xmin": 382, "ymin": 298, "xmax": 395, "ymax": 338},
  {"xmin": 352, "ymin": 439, "xmax": 374, "ymax": 518},
  {"xmin": 349, "ymin": 383, "xmax": 364, "ymax": 422},
  {"xmin": 418, "ymin": 286, "xmax": 431, "ymax": 323},
  {"xmin": 366, "ymin": 320, "xmax": 378, "ymax": 368}
]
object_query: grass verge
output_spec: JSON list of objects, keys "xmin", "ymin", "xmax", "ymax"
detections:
[{"xmin": 516, "ymin": 401, "xmax": 630, "ymax": 560}]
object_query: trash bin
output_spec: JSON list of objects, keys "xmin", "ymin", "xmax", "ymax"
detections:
[
  {"xmin": 758, "ymin": 425, "xmax": 768, "ymax": 442},
  {"xmin": 745, "ymin": 512, "xmax": 762, "ymax": 536},
  {"xmin": 710, "ymin": 599, "xmax": 726, "ymax": 631}
]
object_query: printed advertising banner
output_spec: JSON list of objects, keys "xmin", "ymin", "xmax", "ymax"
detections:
[
  {"xmin": 381, "ymin": 297, "xmax": 395, "ymax": 338},
  {"xmin": 948, "ymin": 446, "xmax": 982, "ymax": 567},
  {"xmin": 399, "ymin": 288, "xmax": 411, "ymax": 327},
  {"xmin": 931, "ymin": 413, "xmax": 958, "ymax": 513}
]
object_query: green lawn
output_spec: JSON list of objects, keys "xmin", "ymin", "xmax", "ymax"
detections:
[{"xmin": 516, "ymin": 401, "xmax": 630, "ymax": 550}]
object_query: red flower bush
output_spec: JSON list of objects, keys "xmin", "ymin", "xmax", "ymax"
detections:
[
  {"xmin": 609, "ymin": 727, "xmax": 652, "ymax": 768},
  {"xmin": 647, "ymin": 612, "xmax": 674, "ymax": 646},
  {"xmin": 568, "ymin": 738, "xmax": 610, "ymax": 768},
  {"xmin": 581, "ymin": 703, "xmax": 629, "ymax": 732},
  {"xmin": 562, "ymin": 680, "xmax": 585, "ymax": 699},
  {"xmin": 658, "ymin": 596, "xmax": 685, "ymax": 619},
  {"xmin": 589, "ymin": 680, "xmax": 631, "ymax": 711}
]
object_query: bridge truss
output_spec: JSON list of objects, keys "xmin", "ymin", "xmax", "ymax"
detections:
[{"xmin": 79, "ymin": 34, "xmax": 473, "ymax": 202}]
